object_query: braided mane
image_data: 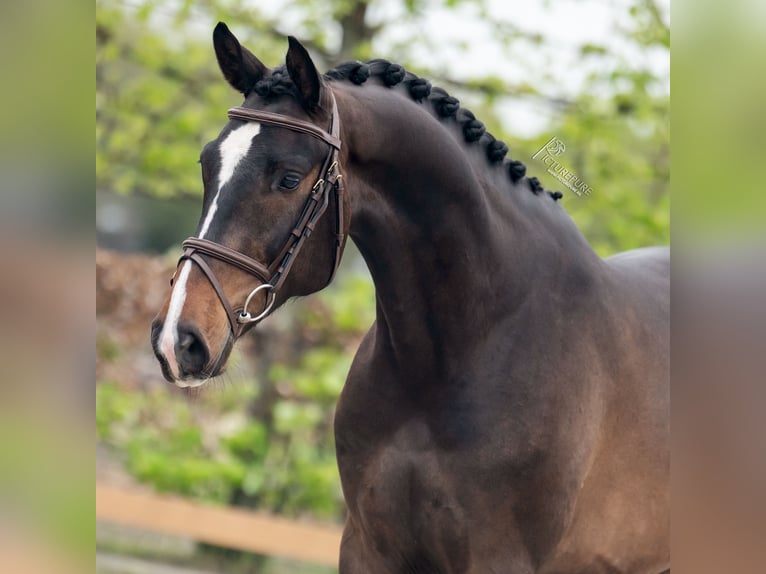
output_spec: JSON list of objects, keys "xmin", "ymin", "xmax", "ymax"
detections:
[{"xmin": 249, "ymin": 61, "xmax": 561, "ymax": 202}]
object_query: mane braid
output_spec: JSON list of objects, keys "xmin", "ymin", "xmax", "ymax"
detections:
[
  {"xmin": 250, "ymin": 61, "xmax": 561, "ymax": 202},
  {"xmin": 324, "ymin": 59, "xmax": 562, "ymax": 203}
]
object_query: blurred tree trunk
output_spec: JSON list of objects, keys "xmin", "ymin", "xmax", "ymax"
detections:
[{"xmin": 338, "ymin": 1, "xmax": 374, "ymax": 62}]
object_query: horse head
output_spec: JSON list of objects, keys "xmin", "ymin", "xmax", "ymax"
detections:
[{"xmin": 151, "ymin": 23, "xmax": 348, "ymax": 386}]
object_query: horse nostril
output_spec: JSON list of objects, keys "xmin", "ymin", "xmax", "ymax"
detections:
[{"xmin": 175, "ymin": 325, "xmax": 209, "ymax": 377}]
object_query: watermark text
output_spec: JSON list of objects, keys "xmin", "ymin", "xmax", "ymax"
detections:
[{"xmin": 531, "ymin": 137, "xmax": 592, "ymax": 197}]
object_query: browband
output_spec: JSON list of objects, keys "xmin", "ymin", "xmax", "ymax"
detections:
[{"xmin": 227, "ymin": 107, "xmax": 342, "ymax": 150}]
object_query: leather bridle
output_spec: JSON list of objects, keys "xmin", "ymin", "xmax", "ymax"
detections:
[{"xmin": 171, "ymin": 92, "xmax": 347, "ymax": 338}]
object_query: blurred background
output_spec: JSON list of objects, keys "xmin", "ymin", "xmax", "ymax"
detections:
[
  {"xmin": 95, "ymin": 0, "xmax": 669, "ymax": 572},
  {"xmin": 0, "ymin": 0, "xmax": 761, "ymax": 571}
]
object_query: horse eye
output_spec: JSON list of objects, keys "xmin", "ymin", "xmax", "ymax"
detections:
[{"xmin": 279, "ymin": 174, "xmax": 302, "ymax": 190}]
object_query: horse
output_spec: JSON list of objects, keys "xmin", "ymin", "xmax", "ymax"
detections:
[{"xmin": 151, "ymin": 23, "xmax": 669, "ymax": 573}]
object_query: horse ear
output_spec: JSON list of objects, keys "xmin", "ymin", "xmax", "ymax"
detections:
[
  {"xmin": 213, "ymin": 22, "xmax": 267, "ymax": 94},
  {"xmin": 286, "ymin": 36, "xmax": 323, "ymax": 111}
]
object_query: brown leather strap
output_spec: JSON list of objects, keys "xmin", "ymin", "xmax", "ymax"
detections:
[
  {"xmin": 179, "ymin": 251, "xmax": 239, "ymax": 335},
  {"xmin": 227, "ymin": 107, "xmax": 341, "ymax": 150},
  {"xmin": 270, "ymin": 175, "xmax": 332, "ymax": 291},
  {"xmin": 326, "ymin": 97, "xmax": 347, "ymax": 283},
  {"xmin": 183, "ymin": 237, "xmax": 271, "ymax": 284},
  {"xmin": 329, "ymin": 171, "xmax": 347, "ymax": 285}
]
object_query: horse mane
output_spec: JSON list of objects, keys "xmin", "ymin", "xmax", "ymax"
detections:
[{"xmin": 247, "ymin": 61, "xmax": 562, "ymax": 203}]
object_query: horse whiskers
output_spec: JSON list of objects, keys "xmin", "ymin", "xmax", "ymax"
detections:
[{"xmin": 193, "ymin": 336, "xmax": 232, "ymax": 388}]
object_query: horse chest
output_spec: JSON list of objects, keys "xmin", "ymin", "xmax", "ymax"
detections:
[
  {"xmin": 346, "ymin": 419, "xmax": 474, "ymax": 570},
  {"xmin": 335, "ymin": 360, "xmax": 574, "ymax": 572}
]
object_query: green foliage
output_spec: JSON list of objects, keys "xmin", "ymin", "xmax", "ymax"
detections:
[
  {"xmin": 97, "ymin": 376, "xmax": 345, "ymax": 515},
  {"xmin": 307, "ymin": 272, "xmax": 377, "ymax": 335},
  {"xmin": 505, "ymin": 0, "xmax": 670, "ymax": 255},
  {"xmin": 519, "ymin": 84, "xmax": 669, "ymax": 256},
  {"xmin": 96, "ymin": 0, "xmax": 285, "ymax": 198},
  {"xmin": 270, "ymin": 348, "xmax": 350, "ymax": 403},
  {"xmin": 96, "ymin": 273, "xmax": 376, "ymax": 520},
  {"xmin": 97, "ymin": 381, "xmax": 246, "ymax": 502}
]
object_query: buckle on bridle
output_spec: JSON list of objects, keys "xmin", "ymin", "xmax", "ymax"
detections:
[
  {"xmin": 238, "ymin": 283, "xmax": 276, "ymax": 324},
  {"xmin": 326, "ymin": 161, "xmax": 343, "ymax": 186}
]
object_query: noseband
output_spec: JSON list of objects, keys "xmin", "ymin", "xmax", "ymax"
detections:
[{"xmin": 171, "ymin": 92, "xmax": 347, "ymax": 338}]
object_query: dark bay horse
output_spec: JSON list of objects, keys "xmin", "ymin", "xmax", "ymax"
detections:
[{"xmin": 151, "ymin": 23, "xmax": 669, "ymax": 573}]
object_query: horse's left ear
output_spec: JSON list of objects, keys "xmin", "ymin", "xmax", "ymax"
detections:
[{"xmin": 286, "ymin": 36, "xmax": 323, "ymax": 111}]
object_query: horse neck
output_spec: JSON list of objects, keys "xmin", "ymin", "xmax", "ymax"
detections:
[{"xmin": 334, "ymin": 83, "xmax": 601, "ymax": 375}]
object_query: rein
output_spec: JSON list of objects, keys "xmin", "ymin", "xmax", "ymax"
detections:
[{"xmin": 171, "ymin": 93, "xmax": 346, "ymax": 337}]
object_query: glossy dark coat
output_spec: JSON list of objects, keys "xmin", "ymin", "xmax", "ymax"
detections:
[{"xmin": 152, "ymin": 25, "xmax": 669, "ymax": 574}]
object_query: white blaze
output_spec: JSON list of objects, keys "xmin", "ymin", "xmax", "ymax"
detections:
[
  {"xmin": 159, "ymin": 122, "xmax": 261, "ymax": 378},
  {"xmin": 158, "ymin": 260, "xmax": 191, "ymax": 376},
  {"xmin": 199, "ymin": 122, "xmax": 262, "ymax": 237}
]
